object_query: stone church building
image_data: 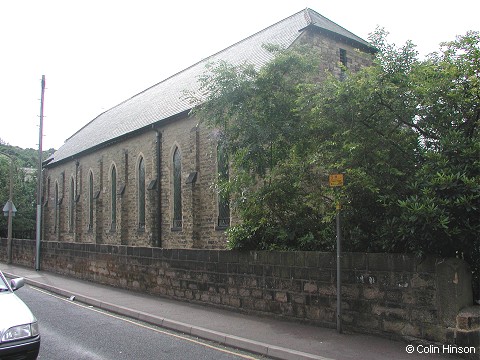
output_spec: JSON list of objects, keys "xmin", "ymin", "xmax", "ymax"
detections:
[{"xmin": 42, "ymin": 8, "xmax": 376, "ymax": 249}]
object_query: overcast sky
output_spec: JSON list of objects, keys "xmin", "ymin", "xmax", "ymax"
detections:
[{"xmin": 1, "ymin": 0, "xmax": 478, "ymax": 150}]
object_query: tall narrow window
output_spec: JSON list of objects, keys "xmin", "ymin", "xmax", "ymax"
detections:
[
  {"xmin": 54, "ymin": 182, "xmax": 59, "ymax": 233},
  {"xmin": 339, "ymin": 48, "xmax": 347, "ymax": 68},
  {"xmin": 217, "ymin": 144, "xmax": 230, "ymax": 228},
  {"xmin": 111, "ymin": 165, "xmax": 117, "ymax": 231},
  {"xmin": 47, "ymin": 178, "xmax": 50, "ymax": 204},
  {"xmin": 69, "ymin": 178, "xmax": 74, "ymax": 232},
  {"xmin": 172, "ymin": 147, "xmax": 182, "ymax": 229},
  {"xmin": 339, "ymin": 48, "xmax": 347, "ymax": 80},
  {"xmin": 138, "ymin": 157, "xmax": 145, "ymax": 229},
  {"xmin": 88, "ymin": 171, "xmax": 94, "ymax": 231}
]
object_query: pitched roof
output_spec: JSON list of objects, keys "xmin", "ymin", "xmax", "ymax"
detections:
[{"xmin": 47, "ymin": 8, "xmax": 373, "ymax": 165}]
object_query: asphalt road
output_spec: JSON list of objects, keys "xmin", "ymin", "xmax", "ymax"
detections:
[{"xmin": 15, "ymin": 284, "xmax": 265, "ymax": 360}]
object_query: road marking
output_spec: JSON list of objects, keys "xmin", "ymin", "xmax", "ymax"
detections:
[{"xmin": 30, "ymin": 286, "xmax": 261, "ymax": 360}]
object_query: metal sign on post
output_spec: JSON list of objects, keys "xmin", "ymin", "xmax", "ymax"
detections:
[
  {"xmin": 329, "ymin": 173, "xmax": 344, "ymax": 187},
  {"xmin": 329, "ymin": 173, "xmax": 344, "ymax": 333}
]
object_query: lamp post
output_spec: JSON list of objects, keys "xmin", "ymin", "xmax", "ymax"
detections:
[{"xmin": 1, "ymin": 153, "xmax": 16, "ymax": 264}]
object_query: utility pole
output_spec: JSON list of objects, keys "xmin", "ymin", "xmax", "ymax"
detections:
[
  {"xmin": 335, "ymin": 200, "xmax": 342, "ymax": 333},
  {"xmin": 329, "ymin": 173, "xmax": 344, "ymax": 334},
  {"xmin": 35, "ymin": 75, "xmax": 45, "ymax": 271},
  {"xmin": 1, "ymin": 152, "xmax": 16, "ymax": 264},
  {"xmin": 7, "ymin": 157, "xmax": 13, "ymax": 264}
]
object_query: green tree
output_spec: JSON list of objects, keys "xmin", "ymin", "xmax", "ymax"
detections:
[
  {"xmin": 188, "ymin": 32, "xmax": 479, "ymax": 265},
  {"xmin": 302, "ymin": 30, "xmax": 479, "ymax": 264},
  {"xmin": 0, "ymin": 144, "xmax": 55, "ymax": 239},
  {"xmin": 188, "ymin": 45, "xmax": 334, "ymax": 250}
]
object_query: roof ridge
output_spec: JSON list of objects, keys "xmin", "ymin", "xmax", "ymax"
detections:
[
  {"xmin": 304, "ymin": 8, "xmax": 372, "ymax": 48},
  {"xmin": 62, "ymin": 9, "xmax": 309, "ymax": 145},
  {"xmin": 303, "ymin": 7, "xmax": 313, "ymax": 25},
  {"xmin": 50, "ymin": 7, "xmax": 374, "ymax": 164}
]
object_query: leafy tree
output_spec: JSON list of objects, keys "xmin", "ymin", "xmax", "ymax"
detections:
[
  {"xmin": 0, "ymin": 145, "xmax": 55, "ymax": 239},
  {"xmin": 188, "ymin": 45, "xmax": 333, "ymax": 250},
  {"xmin": 305, "ymin": 30, "xmax": 479, "ymax": 262},
  {"xmin": 188, "ymin": 33, "xmax": 479, "ymax": 298}
]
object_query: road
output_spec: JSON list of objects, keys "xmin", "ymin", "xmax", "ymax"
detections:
[{"xmin": 15, "ymin": 284, "xmax": 265, "ymax": 360}]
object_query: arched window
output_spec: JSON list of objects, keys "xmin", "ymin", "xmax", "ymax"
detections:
[
  {"xmin": 172, "ymin": 147, "xmax": 182, "ymax": 229},
  {"xmin": 111, "ymin": 165, "xmax": 117, "ymax": 231},
  {"xmin": 217, "ymin": 143, "xmax": 230, "ymax": 228},
  {"xmin": 54, "ymin": 182, "xmax": 59, "ymax": 233},
  {"xmin": 46, "ymin": 178, "xmax": 50, "ymax": 205},
  {"xmin": 138, "ymin": 157, "xmax": 145, "ymax": 229},
  {"xmin": 69, "ymin": 177, "xmax": 74, "ymax": 232},
  {"xmin": 88, "ymin": 171, "xmax": 94, "ymax": 231}
]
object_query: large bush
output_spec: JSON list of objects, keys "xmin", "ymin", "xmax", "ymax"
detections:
[{"xmin": 188, "ymin": 32, "xmax": 480, "ymax": 299}]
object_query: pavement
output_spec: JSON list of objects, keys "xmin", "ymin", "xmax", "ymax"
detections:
[{"xmin": 1, "ymin": 262, "xmax": 464, "ymax": 360}]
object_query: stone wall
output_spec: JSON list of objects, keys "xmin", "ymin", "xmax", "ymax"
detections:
[
  {"xmin": 42, "ymin": 119, "xmax": 229, "ymax": 250},
  {"xmin": 1, "ymin": 238, "xmax": 476, "ymax": 349}
]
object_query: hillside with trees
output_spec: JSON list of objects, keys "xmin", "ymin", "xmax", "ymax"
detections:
[{"xmin": 0, "ymin": 140, "xmax": 55, "ymax": 239}]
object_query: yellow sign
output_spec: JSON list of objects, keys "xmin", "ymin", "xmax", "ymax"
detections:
[{"xmin": 329, "ymin": 174, "xmax": 344, "ymax": 187}]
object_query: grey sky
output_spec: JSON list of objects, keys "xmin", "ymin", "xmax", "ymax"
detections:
[{"xmin": 1, "ymin": 0, "xmax": 478, "ymax": 150}]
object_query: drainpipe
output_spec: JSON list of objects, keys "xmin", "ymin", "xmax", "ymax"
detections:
[{"xmin": 153, "ymin": 127, "xmax": 162, "ymax": 248}]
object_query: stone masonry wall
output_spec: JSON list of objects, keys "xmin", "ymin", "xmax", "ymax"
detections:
[
  {"xmin": 2, "ymin": 238, "xmax": 475, "ymax": 350},
  {"xmin": 42, "ymin": 119, "xmax": 229, "ymax": 250}
]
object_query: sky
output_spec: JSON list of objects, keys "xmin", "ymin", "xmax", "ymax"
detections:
[{"xmin": 1, "ymin": 0, "xmax": 479, "ymax": 150}]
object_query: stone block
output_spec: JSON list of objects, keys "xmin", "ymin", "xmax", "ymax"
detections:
[
  {"xmin": 294, "ymin": 251, "xmax": 306, "ymax": 267},
  {"xmin": 457, "ymin": 306, "xmax": 480, "ymax": 330},
  {"xmin": 410, "ymin": 273, "xmax": 436, "ymax": 289},
  {"xmin": 368, "ymin": 253, "xmax": 415, "ymax": 272},
  {"xmin": 412, "ymin": 309, "xmax": 437, "ymax": 324},
  {"xmin": 362, "ymin": 286, "xmax": 383, "ymax": 300},
  {"xmin": 318, "ymin": 253, "xmax": 334, "ymax": 268},
  {"xmin": 218, "ymin": 250, "xmax": 238, "ymax": 264},
  {"xmin": 251, "ymin": 289, "xmax": 263, "ymax": 299},
  {"xmin": 275, "ymin": 291, "xmax": 288, "ymax": 303},
  {"xmin": 341, "ymin": 285, "xmax": 360, "ymax": 299},
  {"xmin": 422, "ymin": 324, "xmax": 447, "ymax": 343},
  {"xmin": 307, "ymin": 267, "xmax": 332, "ymax": 282},
  {"xmin": 303, "ymin": 282, "xmax": 318, "ymax": 293},
  {"xmin": 436, "ymin": 258, "xmax": 473, "ymax": 327},
  {"xmin": 456, "ymin": 329, "xmax": 480, "ymax": 348},
  {"xmin": 415, "ymin": 255, "xmax": 437, "ymax": 273},
  {"xmin": 341, "ymin": 253, "xmax": 367, "ymax": 270},
  {"xmin": 304, "ymin": 252, "xmax": 318, "ymax": 268},
  {"xmin": 239, "ymin": 288, "xmax": 250, "ymax": 297},
  {"xmin": 380, "ymin": 321, "xmax": 407, "ymax": 338}
]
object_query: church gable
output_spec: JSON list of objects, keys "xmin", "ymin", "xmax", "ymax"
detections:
[
  {"xmin": 43, "ymin": 8, "xmax": 375, "ymax": 249},
  {"xmin": 46, "ymin": 8, "xmax": 374, "ymax": 166}
]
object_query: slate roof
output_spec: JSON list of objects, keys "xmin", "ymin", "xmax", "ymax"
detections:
[{"xmin": 47, "ymin": 8, "xmax": 373, "ymax": 165}]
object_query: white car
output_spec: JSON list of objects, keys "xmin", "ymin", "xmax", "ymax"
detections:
[{"xmin": 0, "ymin": 270, "xmax": 40, "ymax": 360}]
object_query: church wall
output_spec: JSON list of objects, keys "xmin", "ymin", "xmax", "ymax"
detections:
[
  {"xmin": 43, "ymin": 115, "xmax": 230, "ymax": 249},
  {"xmin": 42, "ymin": 28, "xmax": 374, "ymax": 250},
  {"xmin": 295, "ymin": 28, "xmax": 374, "ymax": 79}
]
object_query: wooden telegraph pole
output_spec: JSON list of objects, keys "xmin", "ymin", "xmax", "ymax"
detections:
[{"xmin": 35, "ymin": 75, "xmax": 45, "ymax": 271}]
